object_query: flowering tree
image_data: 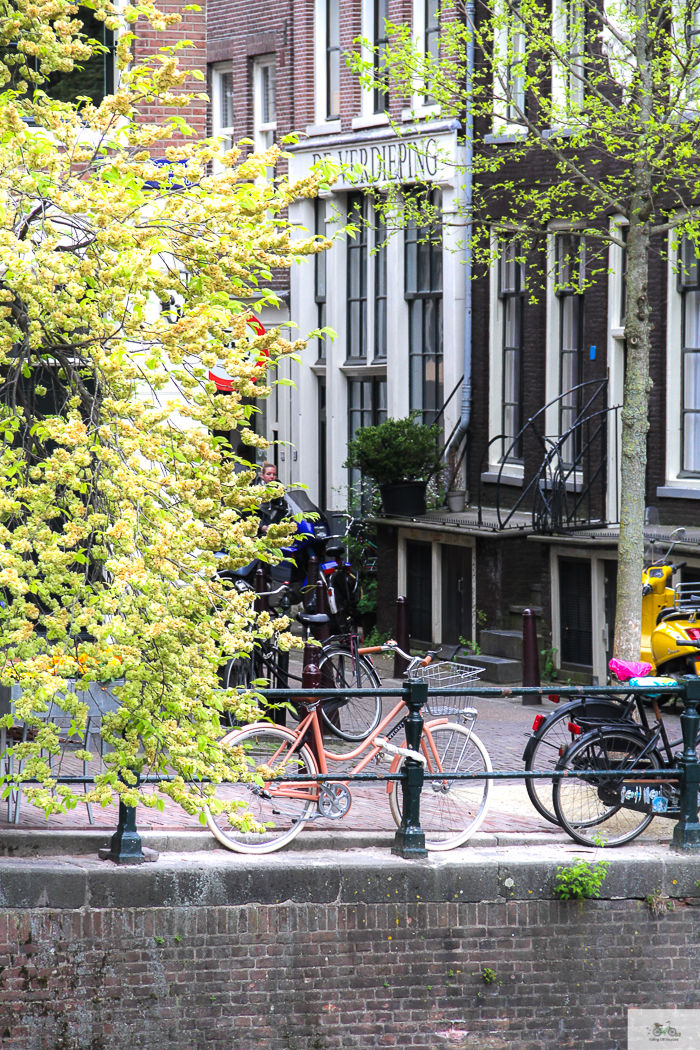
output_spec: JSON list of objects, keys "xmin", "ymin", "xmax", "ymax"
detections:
[
  {"xmin": 353, "ymin": 0, "xmax": 700, "ymax": 662},
  {"xmin": 0, "ymin": 1, "xmax": 331, "ymax": 822}
]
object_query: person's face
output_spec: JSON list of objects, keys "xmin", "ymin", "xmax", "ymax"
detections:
[{"xmin": 261, "ymin": 466, "xmax": 277, "ymax": 483}]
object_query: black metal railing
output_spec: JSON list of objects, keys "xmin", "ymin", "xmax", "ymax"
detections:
[
  {"xmin": 477, "ymin": 378, "xmax": 621, "ymax": 534},
  {"xmin": 10, "ymin": 676, "xmax": 698, "ymax": 863}
]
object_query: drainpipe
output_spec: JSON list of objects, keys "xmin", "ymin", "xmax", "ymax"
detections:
[{"xmin": 446, "ymin": 0, "xmax": 474, "ymax": 496}]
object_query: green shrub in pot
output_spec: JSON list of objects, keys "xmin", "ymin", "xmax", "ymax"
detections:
[{"xmin": 344, "ymin": 416, "xmax": 442, "ymax": 516}]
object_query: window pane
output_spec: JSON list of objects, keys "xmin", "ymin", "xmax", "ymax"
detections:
[
  {"xmin": 220, "ymin": 71, "xmax": 234, "ymax": 129},
  {"xmin": 685, "ymin": 290, "xmax": 700, "ymax": 348},
  {"xmin": 261, "ymin": 64, "xmax": 276, "ymax": 124},
  {"xmin": 327, "ymin": 0, "xmax": 340, "ymax": 118},
  {"xmin": 504, "ymin": 296, "xmax": 520, "ymax": 348}
]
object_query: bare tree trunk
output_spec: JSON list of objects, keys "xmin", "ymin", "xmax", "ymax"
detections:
[{"xmin": 613, "ymin": 213, "xmax": 652, "ymax": 662}]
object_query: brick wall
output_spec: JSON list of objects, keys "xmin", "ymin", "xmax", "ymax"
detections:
[
  {"xmin": 133, "ymin": 0, "xmax": 208, "ymax": 142},
  {"xmin": 1, "ymin": 898, "xmax": 699, "ymax": 1049}
]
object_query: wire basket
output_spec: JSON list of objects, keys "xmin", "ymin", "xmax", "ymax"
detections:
[{"xmin": 409, "ymin": 661, "xmax": 483, "ymax": 718}]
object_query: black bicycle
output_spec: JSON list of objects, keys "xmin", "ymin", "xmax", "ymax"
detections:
[{"xmin": 552, "ymin": 694, "xmax": 685, "ymax": 846}]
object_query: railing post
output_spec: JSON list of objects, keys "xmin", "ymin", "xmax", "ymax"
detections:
[
  {"xmin": 392, "ymin": 679, "xmax": 427, "ymax": 859},
  {"xmin": 672, "ymin": 677, "xmax": 700, "ymax": 852},
  {"xmin": 100, "ymin": 773, "xmax": 146, "ymax": 865},
  {"xmin": 521, "ymin": 607, "xmax": 541, "ymax": 705}
]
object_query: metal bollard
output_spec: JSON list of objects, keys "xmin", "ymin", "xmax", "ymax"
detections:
[
  {"xmin": 672, "ymin": 677, "xmax": 700, "ymax": 852},
  {"xmin": 101, "ymin": 773, "xmax": 146, "ymax": 865},
  {"xmin": 521, "ymin": 607, "xmax": 541, "ymax": 705},
  {"xmin": 392, "ymin": 679, "xmax": 427, "ymax": 858},
  {"xmin": 314, "ymin": 579, "xmax": 331, "ymax": 642},
  {"xmin": 394, "ymin": 596, "xmax": 410, "ymax": 678},
  {"xmin": 300, "ymin": 649, "xmax": 324, "ymax": 766}
]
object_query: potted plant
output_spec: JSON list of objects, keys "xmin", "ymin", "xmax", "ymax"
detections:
[{"xmin": 344, "ymin": 416, "xmax": 443, "ymax": 517}]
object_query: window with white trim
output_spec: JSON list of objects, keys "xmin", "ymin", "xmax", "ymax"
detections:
[
  {"xmin": 374, "ymin": 0, "xmax": 389, "ymax": 113},
  {"xmin": 551, "ymin": 0, "xmax": 585, "ymax": 119},
  {"xmin": 556, "ymin": 233, "xmax": 585, "ymax": 464},
  {"xmin": 347, "ymin": 194, "xmax": 369, "ymax": 359},
  {"xmin": 493, "ymin": 0, "xmax": 526, "ymax": 133},
  {"xmin": 679, "ymin": 236, "xmax": 700, "ymax": 475},
  {"xmin": 498, "ymin": 239, "xmax": 525, "ymax": 460},
  {"xmin": 253, "ymin": 55, "xmax": 276, "ymax": 152},
  {"xmin": 406, "ymin": 189, "xmax": 443, "ymax": 426},
  {"xmin": 326, "ymin": 0, "xmax": 341, "ymax": 120},
  {"xmin": 211, "ymin": 63, "xmax": 235, "ymax": 159}
]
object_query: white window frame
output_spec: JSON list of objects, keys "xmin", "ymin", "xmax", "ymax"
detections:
[
  {"xmin": 400, "ymin": 0, "xmax": 442, "ymax": 122},
  {"xmin": 211, "ymin": 62, "xmax": 234, "ymax": 169},
  {"xmin": 485, "ymin": 232, "xmax": 524, "ymax": 483},
  {"xmin": 253, "ymin": 54, "xmax": 277, "ymax": 153},
  {"xmin": 353, "ymin": 0, "xmax": 391, "ymax": 128},
  {"xmin": 662, "ymin": 225, "xmax": 700, "ymax": 496},
  {"xmin": 551, "ymin": 0, "xmax": 585, "ymax": 125},
  {"xmin": 311, "ymin": 0, "xmax": 342, "ymax": 132},
  {"xmin": 492, "ymin": 0, "xmax": 527, "ymax": 136}
]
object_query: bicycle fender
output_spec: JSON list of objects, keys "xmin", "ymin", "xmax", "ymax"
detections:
[{"xmin": 521, "ymin": 698, "xmax": 623, "ymax": 763}]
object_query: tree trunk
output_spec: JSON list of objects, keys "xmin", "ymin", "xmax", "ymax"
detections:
[{"xmin": 613, "ymin": 215, "xmax": 652, "ymax": 662}]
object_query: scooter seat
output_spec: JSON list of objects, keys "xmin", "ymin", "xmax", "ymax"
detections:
[
  {"xmin": 609, "ymin": 658, "xmax": 653, "ymax": 682},
  {"xmin": 296, "ymin": 612, "xmax": 330, "ymax": 626}
]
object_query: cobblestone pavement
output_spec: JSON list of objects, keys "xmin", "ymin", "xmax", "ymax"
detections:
[{"xmin": 0, "ymin": 658, "xmax": 684, "ymax": 843}]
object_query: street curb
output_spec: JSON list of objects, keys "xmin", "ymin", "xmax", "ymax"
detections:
[{"xmin": 0, "ymin": 827, "xmax": 570, "ymax": 857}]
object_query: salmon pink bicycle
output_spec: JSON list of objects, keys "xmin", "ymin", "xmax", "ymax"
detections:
[{"xmin": 205, "ymin": 642, "xmax": 492, "ymax": 854}]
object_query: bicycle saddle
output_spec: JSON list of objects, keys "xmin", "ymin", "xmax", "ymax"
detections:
[
  {"xmin": 608, "ymin": 658, "xmax": 653, "ymax": 682},
  {"xmin": 296, "ymin": 612, "xmax": 330, "ymax": 626},
  {"xmin": 325, "ymin": 545, "xmax": 345, "ymax": 557}
]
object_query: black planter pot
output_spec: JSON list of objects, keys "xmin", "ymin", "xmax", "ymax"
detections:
[{"xmin": 379, "ymin": 480, "xmax": 428, "ymax": 517}]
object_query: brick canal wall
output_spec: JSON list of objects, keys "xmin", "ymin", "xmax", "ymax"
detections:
[{"xmin": 0, "ymin": 843, "xmax": 699, "ymax": 1049}]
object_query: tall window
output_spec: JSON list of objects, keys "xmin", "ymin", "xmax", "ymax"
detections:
[
  {"xmin": 315, "ymin": 198, "xmax": 327, "ymax": 360},
  {"xmin": 347, "ymin": 194, "xmax": 368, "ymax": 359},
  {"xmin": 326, "ymin": 0, "xmax": 341, "ymax": 120},
  {"xmin": 318, "ymin": 376, "xmax": 327, "ymax": 510},
  {"xmin": 494, "ymin": 0, "xmax": 526, "ymax": 126},
  {"xmin": 679, "ymin": 236, "xmax": 700, "ymax": 474},
  {"xmin": 556, "ymin": 234, "xmax": 584, "ymax": 464},
  {"xmin": 374, "ymin": 0, "xmax": 389, "ymax": 113},
  {"xmin": 552, "ymin": 0, "xmax": 585, "ymax": 116},
  {"xmin": 424, "ymin": 0, "xmax": 440, "ymax": 104},
  {"xmin": 253, "ymin": 56, "xmax": 276, "ymax": 152},
  {"xmin": 374, "ymin": 215, "xmax": 387, "ymax": 359},
  {"xmin": 498, "ymin": 239, "xmax": 525, "ymax": 459},
  {"xmin": 212, "ymin": 63, "xmax": 235, "ymax": 157},
  {"xmin": 406, "ymin": 190, "xmax": 443, "ymax": 426},
  {"xmin": 348, "ymin": 377, "xmax": 388, "ymax": 498}
]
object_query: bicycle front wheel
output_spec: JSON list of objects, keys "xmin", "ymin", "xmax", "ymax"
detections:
[
  {"xmin": 553, "ymin": 728, "xmax": 662, "ymax": 847},
  {"xmin": 319, "ymin": 647, "xmax": 382, "ymax": 741},
  {"xmin": 389, "ymin": 723, "xmax": 492, "ymax": 850},
  {"xmin": 205, "ymin": 725, "xmax": 317, "ymax": 855}
]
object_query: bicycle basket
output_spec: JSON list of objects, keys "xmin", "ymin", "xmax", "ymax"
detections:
[{"xmin": 410, "ymin": 661, "xmax": 483, "ymax": 718}]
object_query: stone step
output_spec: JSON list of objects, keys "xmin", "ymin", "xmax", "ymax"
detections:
[
  {"xmin": 456, "ymin": 653, "xmax": 522, "ymax": 684},
  {"xmin": 480, "ymin": 629, "xmax": 524, "ymax": 661}
]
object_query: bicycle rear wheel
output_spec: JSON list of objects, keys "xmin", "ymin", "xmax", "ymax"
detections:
[
  {"xmin": 319, "ymin": 647, "xmax": 382, "ymax": 741},
  {"xmin": 389, "ymin": 723, "xmax": 492, "ymax": 850},
  {"xmin": 205, "ymin": 725, "xmax": 317, "ymax": 854},
  {"xmin": 553, "ymin": 727, "xmax": 662, "ymax": 847},
  {"xmin": 523, "ymin": 700, "xmax": 627, "ymax": 824}
]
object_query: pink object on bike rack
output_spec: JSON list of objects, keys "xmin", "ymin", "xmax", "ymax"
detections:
[{"xmin": 608, "ymin": 658, "xmax": 653, "ymax": 682}]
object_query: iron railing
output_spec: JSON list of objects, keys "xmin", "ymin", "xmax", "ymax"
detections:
[
  {"xmin": 477, "ymin": 378, "xmax": 622, "ymax": 534},
  {"xmin": 10, "ymin": 677, "xmax": 698, "ymax": 862}
]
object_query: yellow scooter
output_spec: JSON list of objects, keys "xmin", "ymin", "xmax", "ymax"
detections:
[{"xmin": 640, "ymin": 528, "xmax": 700, "ymax": 699}]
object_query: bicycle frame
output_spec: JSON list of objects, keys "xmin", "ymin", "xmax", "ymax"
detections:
[{"xmin": 242, "ymin": 698, "xmax": 452, "ymax": 804}]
